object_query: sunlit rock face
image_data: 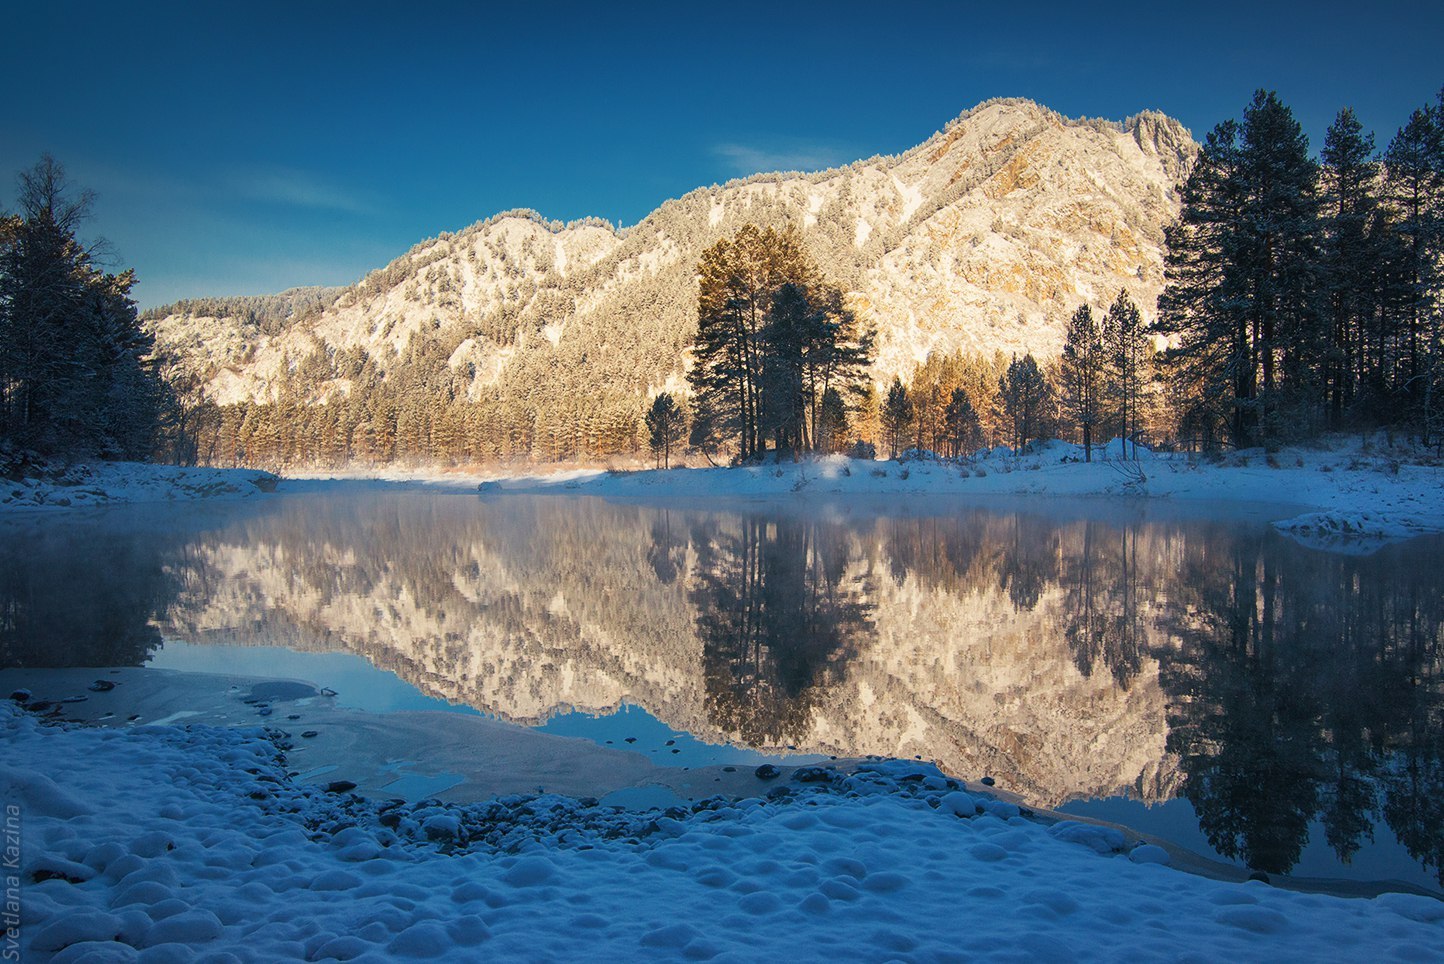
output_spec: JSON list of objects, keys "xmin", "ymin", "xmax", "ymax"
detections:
[{"xmin": 146, "ymin": 99, "xmax": 1195, "ymax": 406}]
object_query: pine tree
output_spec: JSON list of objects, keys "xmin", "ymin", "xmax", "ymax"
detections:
[
  {"xmin": 689, "ymin": 225, "xmax": 792, "ymax": 461},
  {"xmin": 1060, "ymin": 303, "xmax": 1104, "ymax": 460},
  {"xmin": 688, "ymin": 225, "xmax": 871, "ymax": 461},
  {"xmin": 1157, "ymin": 91, "xmax": 1322, "ymax": 448},
  {"xmin": 941, "ymin": 387, "xmax": 980, "ymax": 458},
  {"xmin": 1319, "ymin": 109, "xmax": 1381, "ymax": 429},
  {"xmin": 1383, "ymin": 94, "xmax": 1444, "ymax": 440},
  {"xmin": 0, "ymin": 156, "xmax": 167, "ymax": 458},
  {"xmin": 999, "ymin": 354, "xmax": 1049, "ymax": 451},
  {"xmin": 881, "ymin": 378, "xmax": 912, "ymax": 459},
  {"xmin": 645, "ymin": 392, "xmax": 686, "ymax": 468},
  {"xmin": 1104, "ymin": 290, "xmax": 1149, "ymax": 458},
  {"xmin": 816, "ymin": 386, "xmax": 848, "ymax": 454}
]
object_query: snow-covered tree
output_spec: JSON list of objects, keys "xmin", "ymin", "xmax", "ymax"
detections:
[{"xmin": 0, "ymin": 156, "xmax": 167, "ymax": 458}]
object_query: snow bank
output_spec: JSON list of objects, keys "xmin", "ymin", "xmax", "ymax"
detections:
[
  {"xmin": 1272, "ymin": 510, "xmax": 1421, "ymax": 554},
  {"xmin": 481, "ymin": 438, "xmax": 1444, "ymax": 551},
  {"xmin": 0, "ymin": 459, "xmax": 277, "ymax": 512},
  {"xmin": 5, "ymin": 702, "xmax": 1441, "ymax": 961}
]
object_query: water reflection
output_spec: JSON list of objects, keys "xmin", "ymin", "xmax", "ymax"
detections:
[
  {"xmin": 0, "ymin": 516, "xmax": 176, "ymax": 668},
  {"xmin": 0, "ymin": 493, "xmax": 1440, "ymax": 887},
  {"xmin": 1157, "ymin": 532, "xmax": 1444, "ymax": 879},
  {"xmin": 689, "ymin": 515, "xmax": 873, "ymax": 745}
]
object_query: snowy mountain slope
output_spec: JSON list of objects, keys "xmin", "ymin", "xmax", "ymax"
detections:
[{"xmin": 147, "ymin": 99, "xmax": 1195, "ymax": 407}]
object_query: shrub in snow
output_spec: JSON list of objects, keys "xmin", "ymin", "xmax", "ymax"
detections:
[{"xmin": 848, "ymin": 440, "xmax": 876, "ymax": 460}]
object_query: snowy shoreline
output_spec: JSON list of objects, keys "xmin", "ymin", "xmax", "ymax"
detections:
[
  {"xmin": 5, "ymin": 437, "xmax": 1440, "ymax": 553},
  {"xmin": 473, "ymin": 437, "xmax": 1442, "ymax": 549},
  {"xmin": 5, "ymin": 693, "xmax": 1443, "ymax": 962},
  {"xmin": 0, "ymin": 459, "xmax": 278, "ymax": 512}
]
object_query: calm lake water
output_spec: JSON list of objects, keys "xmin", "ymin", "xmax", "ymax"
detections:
[{"xmin": 3, "ymin": 488, "xmax": 1441, "ymax": 893}]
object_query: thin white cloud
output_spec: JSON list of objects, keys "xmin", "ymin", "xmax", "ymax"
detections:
[
  {"xmin": 229, "ymin": 167, "xmax": 375, "ymax": 214},
  {"xmin": 712, "ymin": 141, "xmax": 852, "ymax": 176}
]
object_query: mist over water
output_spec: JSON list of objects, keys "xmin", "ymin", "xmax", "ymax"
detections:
[{"xmin": 3, "ymin": 491, "xmax": 1441, "ymax": 891}]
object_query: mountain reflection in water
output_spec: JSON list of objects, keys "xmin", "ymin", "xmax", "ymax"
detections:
[{"xmin": 1, "ymin": 492, "xmax": 1440, "ymax": 886}]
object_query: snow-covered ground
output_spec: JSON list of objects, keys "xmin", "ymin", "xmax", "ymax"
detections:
[
  {"xmin": 6, "ymin": 700, "xmax": 1442, "ymax": 963},
  {"xmin": 15, "ymin": 437, "xmax": 1440, "ymax": 547},
  {"xmin": 464, "ymin": 437, "xmax": 1444, "ymax": 548},
  {"xmin": 0, "ymin": 460, "xmax": 278, "ymax": 512}
]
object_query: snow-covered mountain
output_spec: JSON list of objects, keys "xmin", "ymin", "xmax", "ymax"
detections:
[{"xmin": 148, "ymin": 98, "xmax": 1195, "ymax": 408}]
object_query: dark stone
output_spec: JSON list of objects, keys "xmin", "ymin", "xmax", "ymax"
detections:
[
  {"xmin": 88, "ymin": 680, "xmax": 116, "ymax": 693},
  {"xmin": 722, "ymin": 766, "xmax": 736, "ymax": 773},
  {"xmin": 127, "ymin": 715, "xmax": 140, "ymax": 722},
  {"xmin": 980, "ymin": 776, "xmax": 996, "ymax": 787},
  {"xmin": 325, "ymin": 780, "xmax": 358, "ymax": 794},
  {"xmin": 792, "ymin": 766, "xmax": 834, "ymax": 784},
  {"xmin": 765, "ymin": 786, "xmax": 792, "ymax": 800},
  {"xmin": 754, "ymin": 764, "xmax": 781, "ymax": 780},
  {"xmin": 28, "ymin": 701, "xmax": 53, "ymax": 713},
  {"xmin": 9, "ymin": 689, "xmax": 30, "ymax": 703},
  {"xmin": 258, "ymin": 708, "xmax": 273, "ymax": 717},
  {"xmin": 378, "ymin": 811, "xmax": 402, "ymax": 829},
  {"xmin": 301, "ymin": 731, "xmax": 319, "ymax": 738},
  {"xmin": 287, "ymin": 714, "xmax": 301, "ymax": 721},
  {"xmin": 624, "ymin": 737, "xmax": 637, "ymax": 744},
  {"xmin": 670, "ymin": 749, "xmax": 680, "ymax": 754},
  {"xmin": 665, "ymin": 739, "xmax": 676, "ymax": 746}
]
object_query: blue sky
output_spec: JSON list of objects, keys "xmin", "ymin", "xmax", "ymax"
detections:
[{"xmin": 5, "ymin": 1, "xmax": 1440, "ymax": 309}]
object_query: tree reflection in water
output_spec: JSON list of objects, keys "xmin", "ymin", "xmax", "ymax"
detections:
[
  {"xmin": 1158, "ymin": 529, "xmax": 1444, "ymax": 882},
  {"xmin": 689, "ymin": 514, "xmax": 874, "ymax": 746},
  {"xmin": 0, "ymin": 516, "xmax": 177, "ymax": 669}
]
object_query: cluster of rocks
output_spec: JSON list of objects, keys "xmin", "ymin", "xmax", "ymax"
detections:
[{"xmin": 13, "ymin": 698, "xmax": 1158, "ymax": 877}]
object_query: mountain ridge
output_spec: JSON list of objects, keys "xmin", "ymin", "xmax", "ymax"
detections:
[{"xmin": 146, "ymin": 98, "xmax": 1196, "ymax": 459}]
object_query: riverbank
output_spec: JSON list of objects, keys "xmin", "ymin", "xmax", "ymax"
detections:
[
  {"xmin": 4, "ymin": 690, "xmax": 1442, "ymax": 962},
  {"xmin": 473, "ymin": 437, "xmax": 1444, "ymax": 549},
  {"xmin": 0, "ymin": 453, "xmax": 277, "ymax": 512}
]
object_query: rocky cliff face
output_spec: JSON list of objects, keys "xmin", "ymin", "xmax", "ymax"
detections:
[{"xmin": 147, "ymin": 99, "xmax": 1194, "ymax": 407}]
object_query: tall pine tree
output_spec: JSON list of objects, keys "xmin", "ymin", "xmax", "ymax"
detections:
[
  {"xmin": 1319, "ymin": 108, "xmax": 1382, "ymax": 429},
  {"xmin": 1060, "ymin": 303, "xmax": 1104, "ymax": 460},
  {"xmin": 0, "ymin": 157, "xmax": 166, "ymax": 458},
  {"xmin": 1158, "ymin": 91, "xmax": 1321, "ymax": 448}
]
